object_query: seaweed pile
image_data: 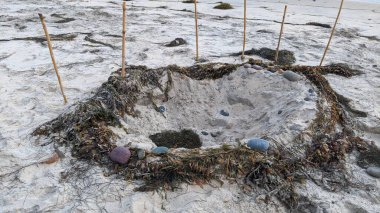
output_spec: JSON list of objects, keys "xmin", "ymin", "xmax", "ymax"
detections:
[{"xmin": 32, "ymin": 61, "xmax": 375, "ymax": 210}]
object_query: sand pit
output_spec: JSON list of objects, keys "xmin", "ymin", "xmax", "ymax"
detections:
[{"xmin": 120, "ymin": 65, "xmax": 318, "ymax": 150}]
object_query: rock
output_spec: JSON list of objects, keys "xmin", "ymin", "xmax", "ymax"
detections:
[
  {"xmin": 109, "ymin": 146, "xmax": 131, "ymax": 164},
  {"xmin": 278, "ymin": 110, "xmax": 283, "ymax": 114},
  {"xmin": 137, "ymin": 149, "xmax": 146, "ymax": 159},
  {"xmin": 220, "ymin": 110, "xmax": 229, "ymax": 116},
  {"xmin": 247, "ymin": 138, "xmax": 269, "ymax": 152},
  {"xmin": 252, "ymin": 65, "xmax": 263, "ymax": 70},
  {"xmin": 201, "ymin": 131, "xmax": 209, "ymax": 136},
  {"xmin": 308, "ymin": 89, "xmax": 314, "ymax": 94},
  {"xmin": 246, "ymin": 68, "xmax": 256, "ymax": 74},
  {"xmin": 244, "ymin": 64, "xmax": 251, "ymax": 68},
  {"xmin": 152, "ymin": 146, "xmax": 169, "ymax": 154},
  {"xmin": 366, "ymin": 167, "xmax": 380, "ymax": 178},
  {"xmin": 283, "ymin": 70, "xmax": 302, "ymax": 82},
  {"xmin": 304, "ymin": 97, "xmax": 311, "ymax": 101},
  {"xmin": 158, "ymin": 106, "xmax": 165, "ymax": 113},
  {"xmin": 211, "ymin": 131, "xmax": 222, "ymax": 137},
  {"xmin": 165, "ymin": 38, "xmax": 187, "ymax": 47}
]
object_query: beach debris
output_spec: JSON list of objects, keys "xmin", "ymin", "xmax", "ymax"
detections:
[
  {"xmin": 214, "ymin": 2, "xmax": 233, "ymax": 10},
  {"xmin": 38, "ymin": 13, "xmax": 68, "ymax": 104},
  {"xmin": 152, "ymin": 146, "xmax": 169, "ymax": 154},
  {"xmin": 232, "ymin": 48, "xmax": 296, "ymax": 65},
  {"xmin": 40, "ymin": 152, "xmax": 60, "ymax": 164},
  {"xmin": 137, "ymin": 149, "xmax": 146, "ymax": 160},
  {"xmin": 201, "ymin": 131, "xmax": 209, "ymax": 136},
  {"xmin": 283, "ymin": 70, "xmax": 302, "ymax": 81},
  {"xmin": 149, "ymin": 129, "xmax": 202, "ymax": 148},
  {"xmin": 165, "ymin": 38, "xmax": 187, "ymax": 47},
  {"xmin": 109, "ymin": 146, "xmax": 131, "ymax": 164},
  {"xmin": 366, "ymin": 167, "xmax": 380, "ymax": 178},
  {"xmin": 247, "ymin": 138, "xmax": 270, "ymax": 152},
  {"xmin": 306, "ymin": 22, "xmax": 331, "ymax": 28},
  {"xmin": 158, "ymin": 105, "xmax": 166, "ymax": 113},
  {"xmin": 121, "ymin": 2, "xmax": 127, "ymax": 78},
  {"xmin": 220, "ymin": 109, "xmax": 229, "ymax": 116},
  {"xmin": 252, "ymin": 65, "xmax": 263, "ymax": 70},
  {"xmin": 275, "ymin": 5, "xmax": 288, "ymax": 63}
]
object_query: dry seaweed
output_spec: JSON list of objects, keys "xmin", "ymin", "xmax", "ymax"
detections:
[{"xmin": 149, "ymin": 129, "xmax": 202, "ymax": 149}]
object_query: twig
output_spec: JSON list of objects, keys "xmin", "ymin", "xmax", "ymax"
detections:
[
  {"xmin": 319, "ymin": 0, "xmax": 344, "ymax": 66},
  {"xmin": 38, "ymin": 13, "xmax": 68, "ymax": 104},
  {"xmin": 194, "ymin": 0, "xmax": 199, "ymax": 61},
  {"xmin": 241, "ymin": 0, "xmax": 247, "ymax": 60},
  {"xmin": 121, "ymin": 1, "xmax": 127, "ymax": 78},
  {"xmin": 275, "ymin": 5, "xmax": 287, "ymax": 63}
]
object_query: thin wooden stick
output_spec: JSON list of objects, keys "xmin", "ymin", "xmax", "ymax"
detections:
[
  {"xmin": 319, "ymin": 0, "xmax": 344, "ymax": 67},
  {"xmin": 275, "ymin": 5, "xmax": 287, "ymax": 63},
  {"xmin": 38, "ymin": 13, "xmax": 67, "ymax": 104},
  {"xmin": 121, "ymin": 1, "xmax": 127, "ymax": 78},
  {"xmin": 241, "ymin": 0, "xmax": 247, "ymax": 60},
  {"xmin": 194, "ymin": 0, "xmax": 199, "ymax": 61}
]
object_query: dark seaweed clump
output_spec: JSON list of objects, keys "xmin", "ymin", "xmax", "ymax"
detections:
[
  {"xmin": 232, "ymin": 48, "xmax": 296, "ymax": 65},
  {"xmin": 149, "ymin": 129, "xmax": 202, "ymax": 149}
]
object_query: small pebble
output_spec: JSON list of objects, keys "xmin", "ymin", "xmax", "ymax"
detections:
[
  {"xmin": 373, "ymin": 65, "xmax": 377, "ymax": 68},
  {"xmin": 137, "ymin": 149, "xmax": 146, "ymax": 159},
  {"xmin": 109, "ymin": 146, "xmax": 131, "ymax": 164},
  {"xmin": 244, "ymin": 64, "xmax": 251, "ymax": 68},
  {"xmin": 278, "ymin": 110, "xmax": 283, "ymax": 114},
  {"xmin": 304, "ymin": 97, "xmax": 311, "ymax": 101},
  {"xmin": 247, "ymin": 138, "xmax": 270, "ymax": 152},
  {"xmin": 158, "ymin": 106, "xmax": 165, "ymax": 113},
  {"xmin": 283, "ymin": 70, "xmax": 302, "ymax": 82},
  {"xmin": 220, "ymin": 110, "xmax": 229, "ymax": 116},
  {"xmin": 201, "ymin": 131, "xmax": 209, "ymax": 136},
  {"xmin": 252, "ymin": 65, "xmax": 263, "ymax": 70},
  {"xmin": 366, "ymin": 167, "xmax": 380, "ymax": 178},
  {"xmin": 308, "ymin": 89, "xmax": 314, "ymax": 94},
  {"xmin": 152, "ymin": 146, "xmax": 169, "ymax": 154}
]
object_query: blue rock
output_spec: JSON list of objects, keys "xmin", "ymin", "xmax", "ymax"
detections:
[
  {"xmin": 220, "ymin": 110, "xmax": 229, "ymax": 116},
  {"xmin": 247, "ymin": 139, "xmax": 269, "ymax": 152},
  {"xmin": 158, "ymin": 106, "xmax": 165, "ymax": 113},
  {"xmin": 152, "ymin": 146, "xmax": 169, "ymax": 154},
  {"xmin": 201, "ymin": 131, "xmax": 209, "ymax": 136},
  {"xmin": 366, "ymin": 167, "xmax": 380, "ymax": 178}
]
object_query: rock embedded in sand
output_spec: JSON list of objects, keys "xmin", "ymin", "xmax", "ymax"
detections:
[
  {"xmin": 165, "ymin": 38, "xmax": 187, "ymax": 47},
  {"xmin": 201, "ymin": 131, "xmax": 209, "ymax": 136},
  {"xmin": 247, "ymin": 139, "xmax": 269, "ymax": 152},
  {"xmin": 252, "ymin": 65, "xmax": 263, "ymax": 70},
  {"xmin": 366, "ymin": 167, "xmax": 380, "ymax": 178},
  {"xmin": 220, "ymin": 110, "xmax": 229, "ymax": 116},
  {"xmin": 152, "ymin": 146, "xmax": 169, "ymax": 154},
  {"xmin": 158, "ymin": 106, "xmax": 165, "ymax": 113},
  {"xmin": 109, "ymin": 146, "xmax": 131, "ymax": 164},
  {"xmin": 283, "ymin": 70, "xmax": 302, "ymax": 82}
]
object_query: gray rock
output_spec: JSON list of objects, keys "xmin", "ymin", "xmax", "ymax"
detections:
[
  {"xmin": 252, "ymin": 65, "xmax": 263, "ymax": 70},
  {"xmin": 366, "ymin": 167, "xmax": 380, "ymax": 178},
  {"xmin": 243, "ymin": 64, "xmax": 251, "ymax": 68},
  {"xmin": 304, "ymin": 97, "xmax": 311, "ymax": 101},
  {"xmin": 283, "ymin": 70, "xmax": 302, "ymax": 82},
  {"xmin": 137, "ymin": 149, "xmax": 146, "ymax": 159}
]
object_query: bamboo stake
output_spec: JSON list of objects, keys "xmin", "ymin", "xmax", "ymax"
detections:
[
  {"xmin": 121, "ymin": 1, "xmax": 127, "ymax": 78},
  {"xmin": 194, "ymin": 0, "xmax": 199, "ymax": 61},
  {"xmin": 38, "ymin": 13, "xmax": 67, "ymax": 104},
  {"xmin": 319, "ymin": 0, "xmax": 344, "ymax": 67},
  {"xmin": 241, "ymin": 0, "xmax": 247, "ymax": 60},
  {"xmin": 275, "ymin": 5, "xmax": 287, "ymax": 63}
]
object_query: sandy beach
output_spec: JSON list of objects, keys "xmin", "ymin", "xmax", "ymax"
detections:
[{"xmin": 0, "ymin": 0, "xmax": 379, "ymax": 212}]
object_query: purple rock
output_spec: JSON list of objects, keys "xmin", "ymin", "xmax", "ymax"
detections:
[{"xmin": 109, "ymin": 146, "xmax": 131, "ymax": 164}]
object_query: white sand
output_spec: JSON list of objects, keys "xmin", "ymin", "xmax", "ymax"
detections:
[{"xmin": 0, "ymin": 0, "xmax": 379, "ymax": 212}]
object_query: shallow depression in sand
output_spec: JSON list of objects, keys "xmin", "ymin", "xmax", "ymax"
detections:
[{"xmin": 118, "ymin": 66, "xmax": 318, "ymax": 149}]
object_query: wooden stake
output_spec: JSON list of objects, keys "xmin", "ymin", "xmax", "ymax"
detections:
[
  {"xmin": 275, "ymin": 5, "xmax": 287, "ymax": 63},
  {"xmin": 121, "ymin": 1, "xmax": 127, "ymax": 78},
  {"xmin": 241, "ymin": 0, "xmax": 247, "ymax": 60},
  {"xmin": 194, "ymin": 0, "xmax": 199, "ymax": 61},
  {"xmin": 38, "ymin": 13, "xmax": 67, "ymax": 104},
  {"xmin": 319, "ymin": 0, "xmax": 344, "ymax": 67}
]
